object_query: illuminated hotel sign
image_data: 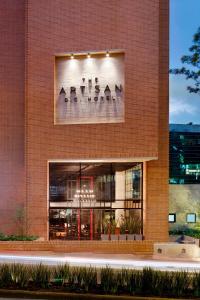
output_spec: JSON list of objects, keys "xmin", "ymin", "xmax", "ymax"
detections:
[{"xmin": 55, "ymin": 52, "xmax": 124, "ymax": 124}]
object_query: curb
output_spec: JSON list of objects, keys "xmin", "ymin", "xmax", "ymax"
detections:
[{"xmin": 0, "ymin": 289, "xmax": 189, "ymax": 300}]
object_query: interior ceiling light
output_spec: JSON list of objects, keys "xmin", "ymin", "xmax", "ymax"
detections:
[
  {"xmin": 106, "ymin": 51, "xmax": 110, "ymax": 57},
  {"xmin": 87, "ymin": 53, "xmax": 91, "ymax": 58}
]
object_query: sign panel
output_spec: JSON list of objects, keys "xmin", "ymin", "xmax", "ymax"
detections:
[{"xmin": 55, "ymin": 53, "xmax": 124, "ymax": 124}]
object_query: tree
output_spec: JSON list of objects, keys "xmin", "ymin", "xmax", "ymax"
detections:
[
  {"xmin": 170, "ymin": 27, "xmax": 200, "ymax": 95},
  {"xmin": 14, "ymin": 204, "xmax": 25, "ymax": 236}
]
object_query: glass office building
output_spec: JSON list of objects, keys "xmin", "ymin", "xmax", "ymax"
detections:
[
  {"xmin": 169, "ymin": 123, "xmax": 200, "ymax": 227},
  {"xmin": 170, "ymin": 123, "xmax": 200, "ymax": 184}
]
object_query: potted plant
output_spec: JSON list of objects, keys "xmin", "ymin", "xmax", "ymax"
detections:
[
  {"xmin": 127, "ymin": 215, "xmax": 142, "ymax": 240},
  {"xmin": 101, "ymin": 218, "xmax": 118, "ymax": 241},
  {"xmin": 119, "ymin": 215, "xmax": 142, "ymax": 240},
  {"xmin": 110, "ymin": 219, "xmax": 118, "ymax": 240},
  {"xmin": 101, "ymin": 219, "xmax": 109, "ymax": 240}
]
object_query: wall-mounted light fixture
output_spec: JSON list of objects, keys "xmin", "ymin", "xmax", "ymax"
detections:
[{"xmin": 56, "ymin": 50, "xmax": 124, "ymax": 60}]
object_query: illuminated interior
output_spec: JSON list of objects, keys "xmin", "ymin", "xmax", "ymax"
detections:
[{"xmin": 49, "ymin": 162, "xmax": 143, "ymax": 240}]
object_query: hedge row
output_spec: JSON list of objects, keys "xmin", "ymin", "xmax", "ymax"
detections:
[
  {"xmin": 0, "ymin": 263, "xmax": 199, "ymax": 298},
  {"xmin": 0, "ymin": 233, "xmax": 37, "ymax": 241}
]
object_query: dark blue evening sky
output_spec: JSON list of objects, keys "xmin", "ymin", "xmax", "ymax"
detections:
[{"xmin": 170, "ymin": 0, "xmax": 200, "ymax": 124}]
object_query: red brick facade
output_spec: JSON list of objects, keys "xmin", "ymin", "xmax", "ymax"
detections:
[
  {"xmin": 0, "ymin": 1, "xmax": 25, "ymax": 234},
  {"xmin": 0, "ymin": 0, "xmax": 169, "ymax": 243}
]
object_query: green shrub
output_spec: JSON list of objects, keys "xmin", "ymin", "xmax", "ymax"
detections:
[
  {"xmin": 53, "ymin": 264, "xmax": 70, "ymax": 286},
  {"xmin": 70, "ymin": 267, "xmax": 81, "ymax": 287},
  {"xmin": 79, "ymin": 266, "xmax": 97, "ymax": 292},
  {"xmin": 169, "ymin": 226, "xmax": 200, "ymax": 239},
  {"xmin": 155, "ymin": 271, "xmax": 175, "ymax": 296},
  {"xmin": 8, "ymin": 235, "xmax": 38, "ymax": 241},
  {"xmin": 0, "ymin": 233, "xmax": 5, "ymax": 240},
  {"xmin": 0, "ymin": 263, "xmax": 196, "ymax": 297},
  {"xmin": 148, "ymin": 270, "xmax": 175, "ymax": 297},
  {"xmin": 141, "ymin": 267, "xmax": 155, "ymax": 295},
  {"xmin": 0, "ymin": 232, "xmax": 37, "ymax": 241},
  {"xmin": 172, "ymin": 271, "xmax": 190, "ymax": 297},
  {"xmin": 146, "ymin": 269, "xmax": 161, "ymax": 296},
  {"xmin": 101, "ymin": 266, "xmax": 120, "ymax": 294},
  {"xmin": 31, "ymin": 264, "xmax": 52, "ymax": 288},
  {"xmin": 127, "ymin": 269, "xmax": 142, "ymax": 295},
  {"xmin": 193, "ymin": 271, "xmax": 200, "ymax": 297},
  {"xmin": 116, "ymin": 268, "xmax": 129, "ymax": 292},
  {"xmin": 66, "ymin": 266, "xmax": 83, "ymax": 289},
  {"xmin": 0, "ymin": 264, "xmax": 12, "ymax": 288},
  {"xmin": 10, "ymin": 264, "xmax": 30, "ymax": 288},
  {"xmin": 66, "ymin": 266, "xmax": 75, "ymax": 288},
  {"xmin": 67, "ymin": 266, "xmax": 97, "ymax": 291}
]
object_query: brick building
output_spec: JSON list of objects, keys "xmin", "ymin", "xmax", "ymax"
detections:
[{"xmin": 0, "ymin": 0, "xmax": 169, "ymax": 243}]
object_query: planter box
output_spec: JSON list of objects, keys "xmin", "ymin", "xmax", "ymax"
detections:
[
  {"xmin": 119, "ymin": 234, "xmax": 127, "ymax": 241},
  {"xmin": 134, "ymin": 234, "xmax": 143, "ymax": 240},
  {"xmin": 101, "ymin": 233, "xmax": 143, "ymax": 241},
  {"xmin": 118, "ymin": 234, "xmax": 143, "ymax": 240},
  {"xmin": 127, "ymin": 234, "xmax": 135, "ymax": 240},
  {"xmin": 110, "ymin": 234, "xmax": 119, "ymax": 241},
  {"xmin": 101, "ymin": 234, "xmax": 109, "ymax": 241}
]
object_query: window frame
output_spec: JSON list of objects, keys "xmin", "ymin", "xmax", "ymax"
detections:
[{"xmin": 168, "ymin": 213, "xmax": 176, "ymax": 223}]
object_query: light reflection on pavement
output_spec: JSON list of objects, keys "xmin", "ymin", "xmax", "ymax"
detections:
[{"xmin": 0, "ymin": 252, "xmax": 199, "ymax": 272}]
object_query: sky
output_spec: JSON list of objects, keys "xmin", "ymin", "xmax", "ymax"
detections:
[{"xmin": 170, "ymin": 0, "xmax": 200, "ymax": 124}]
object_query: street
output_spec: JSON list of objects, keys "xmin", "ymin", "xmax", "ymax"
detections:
[{"xmin": 0, "ymin": 252, "xmax": 199, "ymax": 272}]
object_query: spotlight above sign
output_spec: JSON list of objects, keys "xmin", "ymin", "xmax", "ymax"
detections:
[{"xmin": 55, "ymin": 49, "xmax": 124, "ymax": 58}]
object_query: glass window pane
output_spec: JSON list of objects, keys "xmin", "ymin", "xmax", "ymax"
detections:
[
  {"xmin": 49, "ymin": 162, "xmax": 143, "ymax": 240},
  {"xmin": 186, "ymin": 213, "xmax": 196, "ymax": 223},
  {"xmin": 125, "ymin": 164, "xmax": 142, "ymax": 200},
  {"xmin": 49, "ymin": 163, "xmax": 80, "ymax": 202}
]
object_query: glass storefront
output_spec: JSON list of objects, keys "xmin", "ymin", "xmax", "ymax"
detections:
[{"xmin": 49, "ymin": 162, "xmax": 143, "ymax": 240}]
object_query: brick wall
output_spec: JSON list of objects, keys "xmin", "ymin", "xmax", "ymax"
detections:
[
  {"xmin": 25, "ymin": 0, "xmax": 167, "ymax": 240},
  {"xmin": 145, "ymin": 0, "xmax": 169, "ymax": 241},
  {"xmin": 0, "ymin": 240, "xmax": 153, "ymax": 255},
  {"xmin": 0, "ymin": 1, "xmax": 25, "ymax": 234}
]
